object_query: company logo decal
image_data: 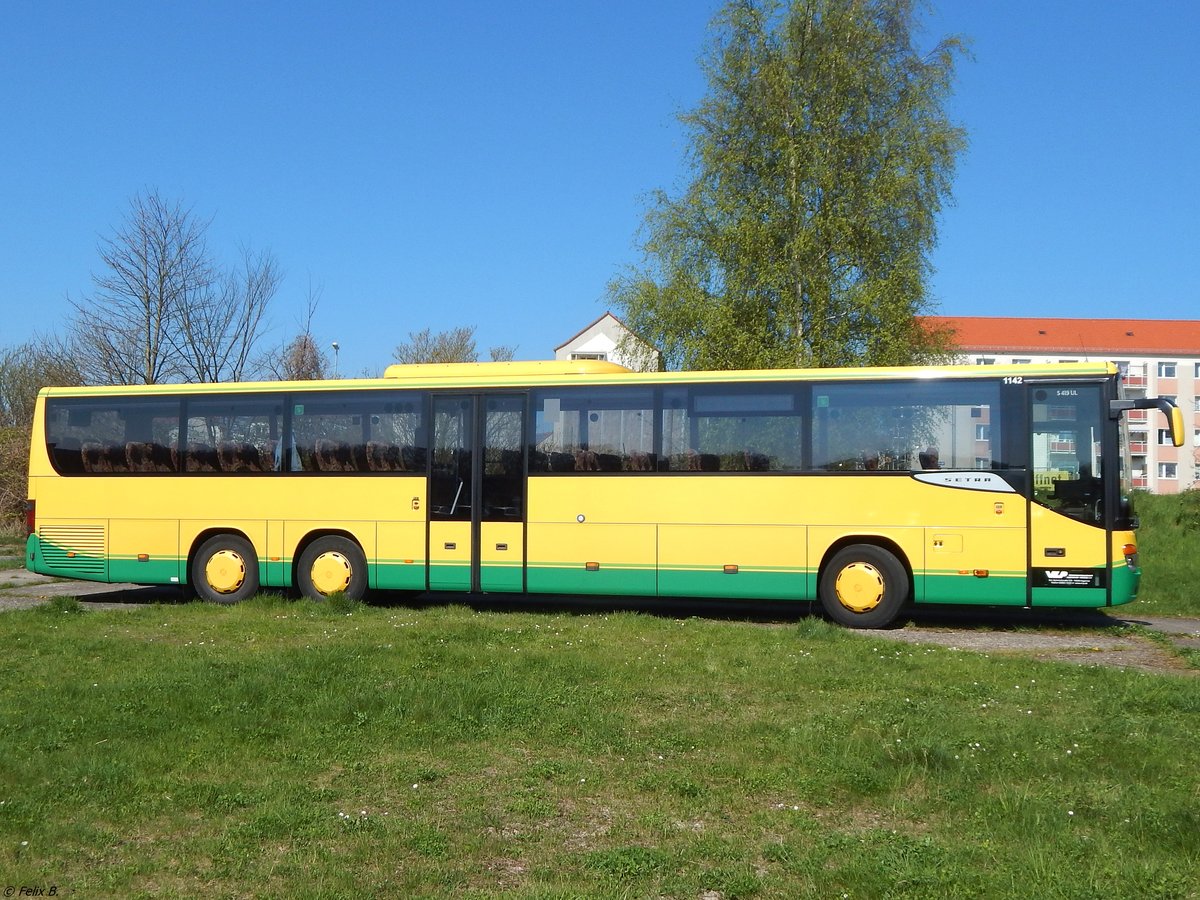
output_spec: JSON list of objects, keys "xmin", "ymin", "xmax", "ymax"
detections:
[
  {"xmin": 912, "ymin": 472, "xmax": 1016, "ymax": 493},
  {"xmin": 1034, "ymin": 568, "xmax": 1104, "ymax": 588}
]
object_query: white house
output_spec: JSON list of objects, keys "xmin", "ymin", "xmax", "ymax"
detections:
[{"xmin": 554, "ymin": 311, "xmax": 662, "ymax": 373}]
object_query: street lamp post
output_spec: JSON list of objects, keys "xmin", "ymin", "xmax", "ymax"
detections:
[{"xmin": 331, "ymin": 341, "xmax": 340, "ymax": 379}]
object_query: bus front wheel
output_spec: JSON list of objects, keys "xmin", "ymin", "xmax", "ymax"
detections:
[
  {"xmin": 297, "ymin": 536, "xmax": 368, "ymax": 602},
  {"xmin": 819, "ymin": 544, "xmax": 908, "ymax": 629},
  {"xmin": 192, "ymin": 534, "xmax": 260, "ymax": 604}
]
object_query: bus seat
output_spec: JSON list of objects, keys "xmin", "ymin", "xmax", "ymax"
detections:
[
  {"xmin": 315, "ymin": 439, "xmax": 353, "ymax": 472},
  {"xmin": 403, "ymin": 446, "xmax": 425, "ymax": 471},
  {"xmin": 186, "ymin": 442, "xmax": 219, "ymax": 472},
  {"xmin": 81, "ymin": 442, "xmax": 113, "ymax": 473},
  {"xmin": 217, "ymin": 442, "xmax": 245, "ymax": 472},
  {"xmin": 548, "ymin": 451, "xmax": 574, "ymax": 472},
  {"xmin": 125, "ymin": 442, "xmax": 155, "ymax": 472},
  {"xmin": 595, "ymin": 453, "xmax": 621, "ymax": 472}
]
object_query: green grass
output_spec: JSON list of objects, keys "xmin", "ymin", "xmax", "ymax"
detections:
[
  {"xmin": 1133, "ymin": 490, "xmax": 1200, "ymax": 617},
  {"xmin": 0, "ymin": 598, "xmax": 1196, "ymax": 898}
]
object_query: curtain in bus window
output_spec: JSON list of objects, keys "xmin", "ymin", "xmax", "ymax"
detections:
[
  {"xmin": 661, "ymin": 386, "xmax": 804, "ymax": 471},
  {"xmin": 45, "ymin": 396, "xmax": 182, "ymax": 474},
  {"xmin": 185, "ymin": 396, "xmax": 283, "ymax": 474},
  {"xmin": 529, "ymin": 387, "xmax": 654, "ymax": 472},
  {"xmin": 291, "ymin": 391, "xmax": 426, "ymax": 474},
  {"xmin": 810, "ymin": 381, "xmax": 1004, "ymax": 471}
]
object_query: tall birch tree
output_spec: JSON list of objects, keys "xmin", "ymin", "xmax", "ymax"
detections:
[{"xmin": 611, "ymin": 0, "xmax": 966, "ymax": 370}]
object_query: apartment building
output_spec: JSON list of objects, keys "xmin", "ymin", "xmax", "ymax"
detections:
[{"xmin": 929, "ymin": 316, "xmax": 1200, "ymax": 493}]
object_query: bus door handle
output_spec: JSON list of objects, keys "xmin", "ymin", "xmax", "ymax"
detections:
[{"xmin": 1044, "ymin": 548, "xmax": 1066, "ymax": 557}]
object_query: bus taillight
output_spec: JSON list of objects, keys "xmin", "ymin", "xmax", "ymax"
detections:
[{"xmin": 24, "ymin": 499, "xmax": 35, "ymax": 536}]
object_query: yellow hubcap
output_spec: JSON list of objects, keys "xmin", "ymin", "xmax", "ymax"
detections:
[
  {"xmin": 834, "ymin": 562, "xmax": 885, "ymax": 612},
  {"xmin": 205, "ymin": 549, "xmax": 246, "ymax": 594},
  {"xmin": 310, "ymin": 551, "xmax": 353, "ymax": 595}
]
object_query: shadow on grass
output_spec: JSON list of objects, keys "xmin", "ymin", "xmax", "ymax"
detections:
[{"xmin": 62, "ymin": 583, "xmax": 1149, "ymax": 633}]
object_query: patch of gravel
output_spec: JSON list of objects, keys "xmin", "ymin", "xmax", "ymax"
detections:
[{"xmin": 864, "ymin": 624, "xmax": 1196, "ymax": 675}]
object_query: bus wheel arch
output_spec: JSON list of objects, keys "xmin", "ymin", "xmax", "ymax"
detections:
[
  {"xmin": 294, "ymin": 531, "xmax": 368, "ymax": 602},
  {"xmin": 189, "ymin": 531, "xmax": 260, "ymax": 605},
  {"xmin": 817, "ymin": 538, "xmax": 912, "ymax": 629}
]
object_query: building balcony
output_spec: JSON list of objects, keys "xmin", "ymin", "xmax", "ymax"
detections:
[
  {"xmin": 1128, "ymin": 411, "xmax": 1148, "ymax": 423},
  {"xmin": 1048, "ymin": 440, "xmax": 1077, "ymax": 453},
  {"xmin": 1132, "ymin": 475, "xmax": 1149, "ymax": 488},
  {"xmin": 1129, "ymin": 441, "xmax": 1148, "ymax": 454}
]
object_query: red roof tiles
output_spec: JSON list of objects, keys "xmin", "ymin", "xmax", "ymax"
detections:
[{"xmin": 925, "ymin": 316, "xmax": 1200, "ymax": 357}]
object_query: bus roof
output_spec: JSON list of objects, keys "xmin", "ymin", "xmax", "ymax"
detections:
[{"xmin": 37, "ymin": 360, "xmax": 1119, "ymax": 397}]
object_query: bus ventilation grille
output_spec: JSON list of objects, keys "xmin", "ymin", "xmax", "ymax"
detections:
[{"xmin": 39, "ymin": 525, "xmax": 106, "ymax": 575}]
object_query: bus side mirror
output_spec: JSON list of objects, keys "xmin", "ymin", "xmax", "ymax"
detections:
[
  {"xmin": 1109, "ymin": 397, "xmax": 1185, "ymax": 447},
  {"xmin": 1169, "ymin": 405, "xmax": 1184, "ymax": 448}
]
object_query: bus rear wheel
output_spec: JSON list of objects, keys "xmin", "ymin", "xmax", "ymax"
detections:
[
  {"xmin": 192, "ymin": 534, "xmax": 260, "ymax": 604},
  {"xmin": 819, "ymin": 544, "xmax": 908, "ymax": 629},
  {"xmin": 297, "ymin": 536, "xmax": 368, "ymax": 602}
]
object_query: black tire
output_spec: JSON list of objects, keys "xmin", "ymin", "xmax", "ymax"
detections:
[
  {"xmin": 191, "ymin": 534, "xmax": 260, "ymax": 605},
  {"xmin": 296, "ymin": 536, "xmax": 368, "ymax": 601},
  {"xmin": 819, "ymin": 544, "xmax": 908, "ymax": 629}
]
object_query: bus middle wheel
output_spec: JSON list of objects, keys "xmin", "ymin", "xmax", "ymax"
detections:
[{"xmin": 297, "ymin": 536, "xmax": 368, "ymax": 601}]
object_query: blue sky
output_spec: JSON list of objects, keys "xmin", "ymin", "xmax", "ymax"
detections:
[{"xmin": 2, "ymin": 1, "xmax": 1197, "ymax": 376}]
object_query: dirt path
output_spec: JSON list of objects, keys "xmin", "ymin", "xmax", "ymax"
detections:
[
  {"xmin": 867, "ymin": 607, "xmax": 1200, "ymax": 676},
  {"xmin": 2, "ymin": 557, "xmax": 1197, "ymax": 675}
]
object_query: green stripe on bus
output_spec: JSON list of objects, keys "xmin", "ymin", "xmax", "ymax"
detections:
[
  {"xmin": 375, "ymin": 561, "xmax": 428, "ymax": 592},
  {"xmin": 526, "ymin": 565, "xmax": 656, "ymax": 596},
  {"xmin": 658, "ymin": 568, "xmax": 812, "ymax": 601},
  {"xmin": 109, "ymin": 556, "xmax": 182, "ymax": 585},
  {"xmin": 921, "ymin": 572, "xmax": 1026, "ymax": 605}
]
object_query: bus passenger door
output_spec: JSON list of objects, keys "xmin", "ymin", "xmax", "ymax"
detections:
[
  {"xmin": 1028, "ymin": 383, "xmax": 1111, "ymax": 607},
  {"xmin": 428, "ymin": 394, "xmax": 527, "ymax": 593},
  {"xmin": 429, "ymin": 396, "xmax": 474, "ymax": 591},
  {"xmin": 479, "ymin": 395, "xmax": 526, "ymax": 593}
]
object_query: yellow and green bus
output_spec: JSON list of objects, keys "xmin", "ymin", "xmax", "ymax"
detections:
[{"xmin": 24, "ymin": 360, "xmax": 1184, "ymax": 627}]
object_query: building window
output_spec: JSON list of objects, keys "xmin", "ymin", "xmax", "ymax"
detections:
[
  {"xmin": 1194, "ymin": 398, "xmax": 1200, "ymax": 413},
  {"xmin": 1012, "ymin": 358, "xmax": 1031, "ymax": 365},
  {"xmin": 1158, "ymin": 462, "xmax": 1177, "ymax": 479},
  {"xmin": 1194, "ymin": 362, "xmax": 1200, "ymax": 379},
  {"xmin": 1158, "ymin": 429, "xmax": 1174, "ymax": 446},
  {"xmin": 975, "ymin": 424, "xmax": 991, "ymax": 441},
  {"xmin": 570, "ymin": 352, "xmax": 608, "ymax": 361},
  {"xmin": 976, "ymin": 357, "xmax": 995, "ymax": 365},
  {"xmin": 1194, "ymin": 429, "xmax": 1200, "ymax": 448},
  {"xmin": 1158, "ymin": 362, "xmax": 1176, "ymax": 378}
]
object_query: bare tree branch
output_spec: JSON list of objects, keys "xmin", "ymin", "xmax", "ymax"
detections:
[
  {"xmin": 256, "ymin": 279, "xmax": 330, "ymax": 381},
  {"xmin": 70, "ymin": 190, "xmax": 279, "ymax": 385}
]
